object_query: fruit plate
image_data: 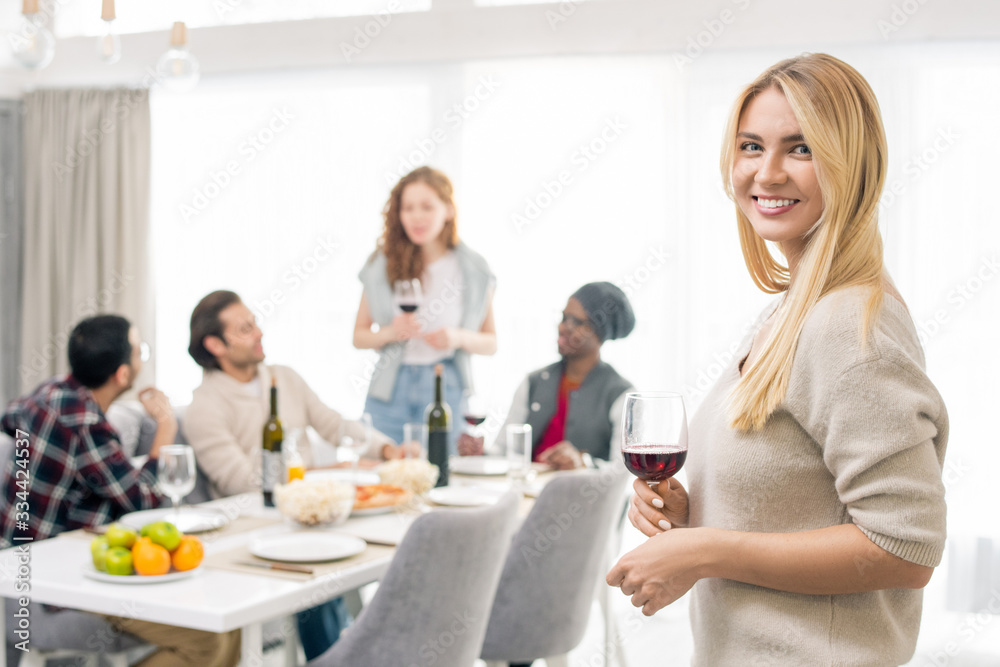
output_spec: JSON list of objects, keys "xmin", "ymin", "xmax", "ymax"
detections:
[
  {"xmin": 82, "ymin": 566, "xmax": 202, "ymax": 585},
  {"xmin": 119, "ymin": 508, "xmax": 229, "ymax": 534},
  {"xmin": 249, "ymin": 534, "xmax": 366, "ymax": 563}
]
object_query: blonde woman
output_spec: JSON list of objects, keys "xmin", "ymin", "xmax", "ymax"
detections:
[{"xmin": 608, "ymin": 54, "xmax": 948, "ymax": 665}]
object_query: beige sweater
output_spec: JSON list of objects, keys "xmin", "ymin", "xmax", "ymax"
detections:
[
  {"xmin": 686, "ymin": 288, "xmax": 948, "ymax": 666},
  {"xmin": 185, "ymin": 364, "xmax": 391, "ymax": 498}
]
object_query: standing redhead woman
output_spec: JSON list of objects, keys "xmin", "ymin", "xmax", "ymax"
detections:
[
  {"xmin": 354, "ymin": 167, "xmax": 497, "ymax": 453},
  {"xmin": 608, "ymin": 54, "xmax": 948, "ymax": 666}
]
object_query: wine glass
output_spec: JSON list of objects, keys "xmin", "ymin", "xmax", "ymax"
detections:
[
  {"xmin": 462, "ymin": 390, "xmax": 487, "ymax": 440},
  {"xmin": 393, "ymin": 279, "xmax": 423, "ymax": 313},
  {"xmin": 621, "ymin": 392, "xmax": 688, "ymax": 488},
  {"xmin": 340, "ymin": 414, "xmax": 373, "ymax": 484},
  {"xmin": 157, "ymin": 445, "xmax": 197, "ymax": 516}
]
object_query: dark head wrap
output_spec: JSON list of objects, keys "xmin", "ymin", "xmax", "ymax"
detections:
[{"xmin": 571, "ymin": 282, "xmax": 635, "ymax": 342}]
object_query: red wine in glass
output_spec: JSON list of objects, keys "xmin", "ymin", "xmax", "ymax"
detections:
[
  {"xmin": 399, "ymin": 303, "xmax": 418, "ymax": 313},
  {"xmin": 464, "ymin": 415, "xmax": 486, "ymax": 427},
  {"xmin": 622, "ymin": 444, "xmax": 687, "ymax": 482}
]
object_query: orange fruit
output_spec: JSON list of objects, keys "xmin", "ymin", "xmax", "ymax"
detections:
[
  {"xmin": 171, "ymin": 535, "xmax": 204, "ymax": 572},
  {"xmin": 132, "ymin": 538, "xmax": 171, "ymax": 576}
]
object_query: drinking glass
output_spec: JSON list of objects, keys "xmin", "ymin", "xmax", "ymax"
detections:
[
  {"xmin": 461, "ymin": 390, "xmax": 487, "ymax": 438},
  {"xmin": 393, "ymin": 279, "xmax": 423, "ymax": 313},
  {"xmin": 339, "ymin": 414, "xmax": 373, "ymax": 483},
  {"xmin": 506, "ymin": 424, "xmax": 533, "ymax": 488},
  {"xmin": 620, "ymin": 392, "xmax": 688, "ymax": 488},
  {"xmin": 157, "ymin": 444, "xmax": 196, "ymax": 516},
  {"xmin": 403, "ymin": 422, "xmax": 428, "ymax": 460}
]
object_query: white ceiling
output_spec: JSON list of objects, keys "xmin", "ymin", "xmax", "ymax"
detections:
[{"xmin": 1, "ymin": 0, "xmax": 998, "ymax": 96}]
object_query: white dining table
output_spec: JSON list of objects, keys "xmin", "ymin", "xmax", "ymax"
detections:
[
  {"xmin": 0, "ymin": 492, "xmax": 416, "ymax": 667},
  {"xmin": 0, "ymin": 465, "xmax": 528, "ymax": 667}
]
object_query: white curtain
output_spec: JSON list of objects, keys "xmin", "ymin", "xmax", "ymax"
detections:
[{"xmin": 19, "ymin": 89, "xmax": 153, "ymax": 393}]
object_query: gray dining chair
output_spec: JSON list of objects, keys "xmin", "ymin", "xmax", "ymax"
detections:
[
  {"xmin": 309, "ymin": 489, "xmax": 520, "ymax": 667},
  {"xmin": 481, "ymin": 467, "xmax": 630, "ymax": 667}
]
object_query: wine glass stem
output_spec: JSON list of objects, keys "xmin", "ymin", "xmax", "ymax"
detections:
[{"xmin": 172, "ymin": 495, "xmax": 180, "ymax": 516}]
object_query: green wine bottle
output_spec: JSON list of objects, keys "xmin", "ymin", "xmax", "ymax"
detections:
[
  {"xmin": 262, "ymin": 376, "xmax": 283, "ymax": 507},
  {"xmin": 425, "ymin": 364, "xmax": 452, "ymax": 488}
]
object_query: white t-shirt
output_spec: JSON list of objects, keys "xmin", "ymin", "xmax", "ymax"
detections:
[{"xmin": 402, "ymin": 251, "xmax": 464, "ymax": 365}]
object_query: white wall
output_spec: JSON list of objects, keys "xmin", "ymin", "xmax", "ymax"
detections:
[{"xmin": 1, "ymin": 0, "xmax": 999, "ymax": 94}]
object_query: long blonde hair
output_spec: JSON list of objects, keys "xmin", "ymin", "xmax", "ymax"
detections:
[{"xmin": 721, "ymin": 53, "xmax": 888, "ymax": 431}]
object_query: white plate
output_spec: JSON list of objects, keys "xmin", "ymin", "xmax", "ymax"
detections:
[
  {"xmin": 449, "ymin": 456, "xmax": 510, "ymax": 476},
  {"xmin": 304, "ymin": 469, "xmax": 381, "ymax": 485},
  {"xmin": 427, "ymin": 486, "xmax": 505, "ymax": 507},
  {"xmin": 82, "ymin": 566, "xmax": 201, "ymax": 585},
  {"xmin": 119, "ymin": 508, "xmax": 229, "ymax": 534},
  {"xmin": 351, "ymin": 505, "xmax": 396, "ymax": 517},
  {"xmin": 249, "ymin": 534, "xmax": 367, "ymax": 563}
]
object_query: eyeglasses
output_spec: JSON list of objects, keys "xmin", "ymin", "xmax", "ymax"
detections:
[
  {"xmin": 560, "ymin": 312, "xmax": 591, "ymax": 330},
  {"xmin": 139, "ymin": 342, "xmax": 150, "ymax": 363}
]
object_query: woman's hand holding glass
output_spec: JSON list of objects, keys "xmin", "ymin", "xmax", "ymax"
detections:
[{"xmin": 628, "ymin": 477, "xmax": 689, "ymax": 536}]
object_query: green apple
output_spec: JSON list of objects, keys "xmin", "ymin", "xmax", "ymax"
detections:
[
  {"xmin": 145, "ymin": 521, "xmax": 181, "ymax": 552},
  {"xmin": 104, "ymin": 547, "xmax": 133, "ymax": 576},
  {"xmin": 90, "ymin": 537, "xmax": 110, "ymax": 572},
  {"xmin": 105, "ymin": 523, "xmax": 138, "ymax": 549}
]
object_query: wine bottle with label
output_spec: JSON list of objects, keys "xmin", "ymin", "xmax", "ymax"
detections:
[
  {"xmin": 262, "ymin": 376, "xmax": 283, "ymax": 507},
  {"xmin": 425, "ymin": 363, "xmax": 452, "ymax": 488}
]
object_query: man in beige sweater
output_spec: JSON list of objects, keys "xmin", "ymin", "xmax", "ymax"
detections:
[{"xmin": 184, "ymin": 290, "xmax": 399, "ymax": 500}]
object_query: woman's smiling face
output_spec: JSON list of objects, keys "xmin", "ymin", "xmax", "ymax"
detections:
[{"xmin": 732, "ymin": 86, "xmax": 824, "ymax": 260}]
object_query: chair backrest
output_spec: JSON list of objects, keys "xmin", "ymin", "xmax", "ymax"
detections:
[
  {"xmin": 480, "ymin": 468, "xmax": 629, "ymax": 662},
  {"xmin": 311, "ymin": 490, "xmax": 520, "ymax": 667}
]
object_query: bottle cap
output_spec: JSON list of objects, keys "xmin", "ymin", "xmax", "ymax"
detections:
[{"xmin": 434, "ymin": 363, "xmax": 443, "ymax": 376}]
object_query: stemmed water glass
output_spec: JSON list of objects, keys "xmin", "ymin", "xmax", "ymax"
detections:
[
  {"xmin": 341, "ymin": 414, "xmax": 374, "ymax": 484},
  {"xmin": 157, "ymin": 444, "xmax": 197, "ymax": 516},
  {"xmin": 393, "ymin": 279, "xmax": 423, "ymax": 313},
  {"xmin": 620, "ymin": 392, "xmax": 688, "ymax": 488}
]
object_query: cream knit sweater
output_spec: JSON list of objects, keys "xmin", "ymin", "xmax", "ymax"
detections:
[
  {"xmin": 686, "ymin": 287, "xmax": 948, "ymax": 666},
  {"xmin": 185, "ymin": 364, "xmax": 391, "ymax": 499}
]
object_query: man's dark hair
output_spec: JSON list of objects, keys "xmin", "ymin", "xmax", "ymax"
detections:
[
  {"xmin": 189, "ymin": 290, "xmax": 242, "ymax": 370},
  {"xmin": 68, "ymin": 315, "xmax": 133, "ymax": 388}
]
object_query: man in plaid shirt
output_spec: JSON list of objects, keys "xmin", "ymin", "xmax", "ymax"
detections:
[
  {"xmin": 1, "ymin": 319, "xmax": 174, "ymax": 545},
  {"xmin": 1, "ymin": 315, "xmax": 240, "ymax": 666}
]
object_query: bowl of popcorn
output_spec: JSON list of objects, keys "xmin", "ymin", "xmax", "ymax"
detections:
[
  {"xmin": 377, "ymin": 458, "xmax": 439, "ymax": 496},
  {"xmin": 274, "ymin": 479, "xmax": 355, "ymax": 527}
]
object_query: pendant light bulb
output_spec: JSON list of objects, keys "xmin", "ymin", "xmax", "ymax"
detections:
[
  {"xmin": 10, "ymin": 0, "xmax": 55, "ymax": 70},
  {"xmin": 155, "ymin": 22, "xmax": 200, "ymax": 93},
  {"xmin": 97, "ymin": 0, "xmax": 121, "ymax": 65}
]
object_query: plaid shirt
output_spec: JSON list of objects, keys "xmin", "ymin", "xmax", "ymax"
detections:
[{"xmin": 0, "ymin": 375, "xmax": 162, "ymax": 546}]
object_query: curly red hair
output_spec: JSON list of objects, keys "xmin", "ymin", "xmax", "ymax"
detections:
[{"xmin": 379, "ymin": 167, "xmax": 460, "ymax": 283}]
